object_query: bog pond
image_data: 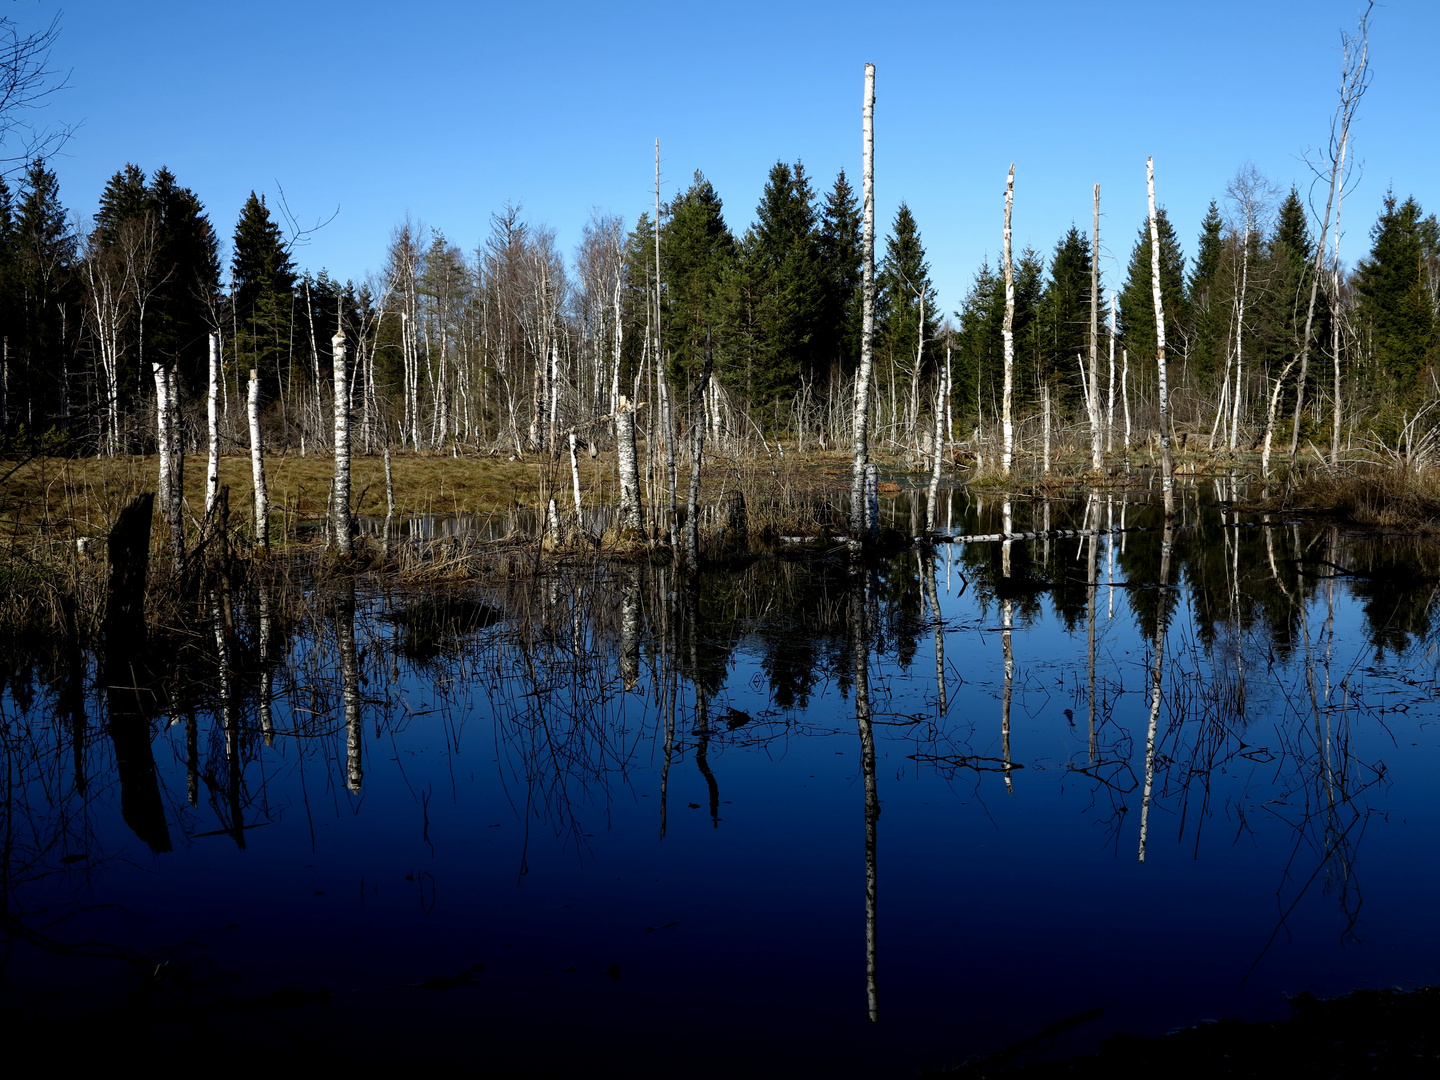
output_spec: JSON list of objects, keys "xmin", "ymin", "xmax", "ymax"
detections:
[{"xmin": 5, "ymin": 484, "xmax": 1440, "ymax": 1074}]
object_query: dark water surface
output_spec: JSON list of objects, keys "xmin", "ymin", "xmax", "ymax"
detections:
[{"xmin": 5, "ymin": 485, "xmax": 1440, "ymax": 1074}]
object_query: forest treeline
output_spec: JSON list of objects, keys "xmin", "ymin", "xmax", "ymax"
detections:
[{"xmin": 0, "ymin": 153, "xmax": 1436, "ymax": 461}]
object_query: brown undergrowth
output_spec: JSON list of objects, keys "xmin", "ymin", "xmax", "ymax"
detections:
[{"xmin": 1255, "ymin": 461, "xmax": 1440, "ymax": 532}]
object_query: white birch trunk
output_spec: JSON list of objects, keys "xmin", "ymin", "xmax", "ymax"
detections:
[
  {"xmin": 1230, "ymin": 222, "xmax": 1250, "ymax": 453},
  {"xmin": 851, "ymin": 63, "xmax": 877, "ymax": 544},
  {"xmin": 205, "ymin": 333, "xmax": 221, "ymax": 519},
  {"xmin": 1089, "ymin": 184, "xmax": 1103, "ymax": 472},
  {"xmin": 1330, "ymin": 131, "xmax": 1349, "ymax": 466},
  {"xmin": 248, "ymin": 369, "xmax": 269, "ymax": 553},
  {"xmin": 1147, "ymin": 158, "xmax": 1175, "ymax": 516},
  {"xmin": 1106, "ymin": 293, "xmax": 1117, "ymax": 453},
  {"xmin": 1042, "ymin": 384, "xmax": 1052, "ymax": 475},
  {"xmin": 616, "ymin": 395, "xmax": 643, "ymax": 536},
  {"xmin": 1122, "ymin": 347, "xmax": 1131, "ymax": 452},
  {"xmin": 568, "ymin": 431, "xmax": 584, "ymax": 536},
  {"xmin": 1000, "ymin": 164, "xmax": 1016, "ymax": 476},
  {"xmin": 332, "ymin": 328, "xmax": 352, "ymax": 557}
]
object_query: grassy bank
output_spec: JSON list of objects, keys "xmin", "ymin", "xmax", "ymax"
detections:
[{"xmin": 0, "ymin": 446, "xmax": 884, "ymax": 537}]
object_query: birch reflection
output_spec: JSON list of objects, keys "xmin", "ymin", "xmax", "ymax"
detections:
[
  {"xmin": 1138, "ymin": 525, "xmax": 1174, "ymax": 863},
  {"xmin": 337, "ymin": 582, "xmax": 363, "ymax": 794},
  {"xmin": 850, "ymin": 568, "xmax": 879, "ymax": 1024}
]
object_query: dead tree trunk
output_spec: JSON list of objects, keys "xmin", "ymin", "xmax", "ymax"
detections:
[
  {"xmin": 616, "ymin": 396, "xmax": 643, "ymax": 537},
  {"xmin": 685, "ymin": 332, "xmax": 716, "ymax": 564},
  {"xmin": 1292, "ymin": 3, "xmax": 1371, "ymax": 464},
  {"xmin": 851, "ymin": 62, "xmax": 877, "ymax": 547},
  {"xmin": 1089, "ymin": 183, "xmax": 1103, "ymax": 472},
  {"xmin": 205, "ymin": 333, "xmax": 221, "ymax": 520},
  {"xmin": 1001, "ymin": 164, "xmax": 1016, "ymax": 476},
  {"xmin": 248, "ymin": 368, "xmax": 269, "ymax": 553},
  {"xmin": 1147, "ymin": 158, "xmax": 1175, "ymax": 517},
  {"xmin": 331, "ymin": 327, "xmax": 353, "ymax": 557}
]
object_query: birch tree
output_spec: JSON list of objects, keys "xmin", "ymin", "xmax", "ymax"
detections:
[
  {"xmin": 1147, "ymin": 158, "xmax": 1175, "ymax": 517},
  {"xmin": 850, "ymin": 63, "xmax": 876, "ymax": 545},
  {"xmin": 1290, "ymin": 1, "xmax": 1372, "ymax": 464},
  {"xmin": 1000, "ymin": 164, "xmax": 1015, "ymax": 476},
  {"xmin": 331, "ymin": 322, "xmax": 352, "ymax": 557}
]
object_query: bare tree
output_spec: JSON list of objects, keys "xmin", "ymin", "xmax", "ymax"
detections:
[
  {"xmin": 850, "ymin": 63, "xmax": 876, "ymax": 547},
  {"xmin": 1224, "ymin": 164, "xmax": 1278, "ymax": 454},
  {"xmin": 1000, "ymin": 164, "xmax": 1015, "ymax": 476},
  {"xmin": 1147, "ymin": 158, "xmax": 1175, "ymax": 517},
  {"xmin": 1088, "ymin": 184, "xmax": 1102, "ymax": 472},
  {"xmin": 1291, "ymin": 1, "xmax": 1373, "ymax": 464},
  {"xmin": 0, "ymin": 14, "xmax": 70, "ymax": 172}
]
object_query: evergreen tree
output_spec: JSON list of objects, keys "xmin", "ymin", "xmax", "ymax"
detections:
[
  {"xmin": 738, "ymin": 161, "xmax": 825, "ymax": 403},
  {"xmin": 94, "ymin": 164, "xmax": 149, "ymax": 249},
  {"xmin": 952, "ymin": 260, "xmax": 1004, "ymax": 424},
  {"xmin": 1118, "ymin": 208, "xmax": 1186, "ymax": 372},
  {"xmin": 231, "ymin": 192, "xmax": 296, "ymax": 395},
  {"xmin": 148, "ymin": 167, "xmax": 220, "ymax": 387},
  {"xmin": 14, "ymin": 158, "xmax": 76, "ymax": 437},
  {"xmin": 0, "ymin": 175, "xmax": 16, "ymax": 437},
  {"xmin": 1188, "ymin": 201, "xmax": 1227, "ymax": 378},
  {"xmin": 876, "ymin": 202, "xmax": 938, "ymax": 387},
  {"xmin": 1033, "ymin": 226, "xmax": 1091, "ymax": 406},
  {"xmin": 1354, "ymin": 192, "xmax": 1438, "ymax": 393},
  {"xmin": 816, "ymin": 169, "xmax": 861, "ymax": 378},
  {"xmin": 660, "ymin": 171, "xmax": 735, "ymax": 387}
]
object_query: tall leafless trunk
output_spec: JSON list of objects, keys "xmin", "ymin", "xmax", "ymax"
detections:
[
  {"xmin": 1147, "ymin": 158, "xmax": 1175, "ymax": 517},
  {"xmin": 851, "ymin": 63, "xmax": 877, "ymax": 546},
  {"xmin": 205, "ymin": 333, "xmax": 221, "ymax": 519},
  {"xmin": 616, "ymin": 395, "xmax": 643, "ymax": 536},
  {"xmin": 1292, "ymin": 2, "xmax": 1371, "ymax": 464},
  {"xmin": 1106, "ymin": 292, "xmax": 1117, "ymax": 453},
  {"xmin": 331, "ymin": 326, "xmax": 352, "ymax": 557},
  {"xmin": 685, "ymin": 333, "xmax": 716, "ymax": 564},
  {"xmin": 1138, "ymin": 524, "xmax": 1174, "ymax": 862},
  {"xmin": 1089, "ymin": 184, "xmax": 1102, "ymax": 472},
  {"xmin": 248, "ymin": 368, "xmax": 269, "ymax": 553},
  {"xmin": 1001, "ymin": 164, "xmax": 1016, "ymax": 476}
]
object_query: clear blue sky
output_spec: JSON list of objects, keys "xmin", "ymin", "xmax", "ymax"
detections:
[{"xmin": 28, "ymin": 0, "xmax": 1440, "ymax": 313}]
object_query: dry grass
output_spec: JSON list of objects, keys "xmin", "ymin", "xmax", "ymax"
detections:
[{"xmin": 1260, "ymin": 462, "xmax": 1440, "ymax": 532}]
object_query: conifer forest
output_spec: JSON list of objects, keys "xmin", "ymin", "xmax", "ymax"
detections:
[{"xmin": 2, "ymin": 142, "xmax": 1437, "ymax": 474}]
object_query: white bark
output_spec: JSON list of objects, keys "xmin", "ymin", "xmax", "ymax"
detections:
[
  {"xmin": 1106, "ymin": 292, "xmax": 1117, "ymax": 453},
  {"xmin": 332, "ymin": 328, "xmax": 352, "ymax": 557},
  {"xmin": 1042, "ymin": 384, "xmax": 1052, "ymax": 475},
  {"xmin": 616, "ymin": 395, "xmax": 643, "ymax": 536},
  {"xmin": 1089, "ymin": 183, "xmax": 1103, "ymax": 472},
  {"xmin": 248, "ymin": 369, "xmax": 269, "ymax": 553},
  {"xmin": 1001, "ymin": 164, "xmax": 1016, "ymax": 476},
  {"xmin": 1147, "ymin": 158, "xmax": 1175, "ymax": 517},
  {"xmin": 1229, "ymin": 220, "xmax": 1251, "ymax": 453},
  {"xmin": 851, "ymin": 63, "xmax": 877, "ymax": 544},
  {"xmin": 205, "ymin": 332, "xmax": 221, "ymax": 519}
]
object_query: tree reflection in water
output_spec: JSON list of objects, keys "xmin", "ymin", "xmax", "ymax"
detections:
[{"xmin": 1, "ymin": 485, "xmax": 1438, "ymax": 1066}]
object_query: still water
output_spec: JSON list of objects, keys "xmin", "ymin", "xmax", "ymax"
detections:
[{"xmin": 4, "ymin": 486, "xmax": 1440, "ymax": 1073}]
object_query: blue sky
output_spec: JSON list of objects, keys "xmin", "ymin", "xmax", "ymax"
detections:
[{"xmin": 27, "ymin": 0, "xmax": 1440, "ymax": 312}]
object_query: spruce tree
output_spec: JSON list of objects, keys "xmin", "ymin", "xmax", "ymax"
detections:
[
  {"xmin": 1118, "ymin": 209, "xmax": 1186, "ymax": 374},
  {"xmin": 952, "ymin": 260, "xmax": 1004, "ymax": 425},
  {"xmin": 1354, "ymin": 192, "xmax": 1438, "ymax": 393},
  {"xmin": 231, "ymin": 192, "xmax": 296, "ymax": 396},
  {"xmin": 739, "ymin": 161, "xmax": 825, "ymax": 403},
  {"xmin": 660, "ymin": 171, "xmax": 735, "ymax": 387},
  {"xmin": 1187, "ymin": 201, "xmax": 1227, "ymax": 379},
  {"xmin": 148, "ymin": 167, "xmax": 220, "ymax": 388},
  {"xmin": 817, "ymin": 169, "xmax": 861, "ymax": 378},
  {"xmin": 1035, "ymin": 226, "xmax": 1091, "ymax": 406},
  {"xmin": 876, "ymin": 202, "xmax": 938, "ymax": 387},
  {"xmin": 14, "ymin": 158, "xmax": 76, "ymax": 437}
]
